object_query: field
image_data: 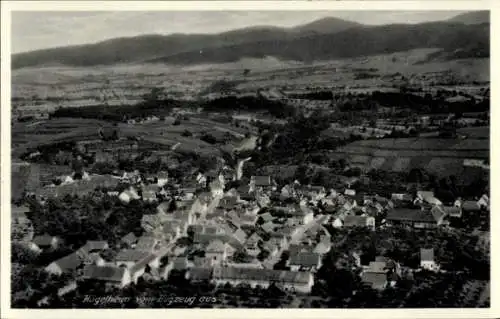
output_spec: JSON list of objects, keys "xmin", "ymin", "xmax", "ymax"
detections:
[
  {"xmin": 333, "ymin": 128, "xmax": 489, "ymax": 177},
  {"xmin": 11, "ymin": 48, "xmax": 490, "ymax": 111},
  {"xmin": 12, "ymin": 115, "xmax": 258, "ymax": 160}
]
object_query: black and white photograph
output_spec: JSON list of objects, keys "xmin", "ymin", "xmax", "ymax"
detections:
[{"xmin": 2, "ymin": 2, "xmax": 494, "ymax": 314}]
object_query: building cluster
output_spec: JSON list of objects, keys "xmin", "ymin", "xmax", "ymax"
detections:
[{"xmin": 12, "ymin": 157, "xmax": 490, "ymax": 301}]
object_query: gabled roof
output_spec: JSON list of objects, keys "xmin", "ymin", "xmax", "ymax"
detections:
[
  {"xmin": 386, "ymin": 208, "xmax": 437, "ymax": 223},
  {"xmin": 157, "ymin": 201, "xmax": 172, "ymax": 213},
  {"xmin": 130, "ymin": 253, "xmax": 159, "ymax": 273},
  {"xmin": 343, "ymin": 215, "xmax": 372, "ymax": 227},
  {"xmin": 252, "ymin": 176, "xmax": 272, "ymax": 187},
  {"xmin": 213, "ymin": 267, "xmax": 311, "ymax": 285},
  {"xmin": 260, "ymin": 212, "xmax": 274, "ymax": 222},
  {"xmin": 12, "ymin": 205, "xmax": 30, "ymax": 219},
  {"xmin": 136, "ymin": 236, "xmax": 159, "ymax": 252},
  {"xmin": 83, "ymin": 265, "xmax": 126, "ymax": 282},
  {"xmin": 172, "ymin": 257, "xmax": 189, "ymax": 270},
  {"xmin": 288, "ymin": 252, "xmax": 321, "ymax": 268},
  {"xmin": 233, "ymin": 228, "xmax": 247, "ymax": 244},
  {"xmin": 261, "ymin": 221, "xmax": 275, "ymax": 233},
  {"xmin": 289, "ymin": 244, "xmax": 314, "ymax": 256},
  {"xmin": 314, "ymin": 241, "xmax": 331, "ymax": 254},
  {"xmin": 367, "ymin": 261, "xmax": 387, "ymax": 273},
  {"xmin": 115, "ymin": 249, "xmax": 150, "ymax": 262},
  {"xmin": 443, "ymin": 206, "xmax": 461, "ymax": 217},
  {"xmin": 420, "ymin": 248, "xmax": 434, "ymax": 262},
  {"xmin": 121, "ymin": 232, "xmax": 138, "ymax": 245},
  {"xmin": 207, "ymin": 240, "xmax": 226, "ymax": 253},
  {"xmin": 361, "ymin": 272, "xmax": 386, "ymax": 288},
  {"xmin": 33, "ymin": 234, "xmax": 56, "ymax": 247},
  {"xmin": 82, "ymin": 240, "xmax": 109, "ymax": 252},
  {"xmin": 462, "ymin": 201, "xmax": 481, "ymax": 211},
  {"xmin": 219, "ymin": 196, "xmax": 238, "ymax": 210},
  {"xmin": 52, "ymin": 252, "xmax": 82, "ymax": 272},
  {"xmin": 246, "ymin": 232, "xmax": 262, "ymax": 245}
]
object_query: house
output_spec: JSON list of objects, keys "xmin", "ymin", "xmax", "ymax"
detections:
[
  {"xmin": 171, "ymin": 257, "xmax": 190, "ymax": 271},
  {"xmin": 185, "ymin": 267, "xmax": 214, "ymax": 282},
  {"xmin": 342, "ymin": 215, "xmax": 375, "ymax": 230},
  {"xmin": 260, "ymin": 212, "xmax": 274, "ymax": 223},
  {"xmin": 344, "ymin": 189, "xmax": 356, "ymax": 197},
  {"xmin": 391, "ymin": 193, "xmax": 413, "ymax": 202},
  {"xmin": 121, "ymin": 232, "xmax": 138, "ymax": 248},
  {"xmin": 280, "ymin": 184, "xmax": 297, "ymax": 199},
  {"xmin": 386, "ymin": 208, "xmax": 444, "ymax": 229},
  {"xmin": 141, "ymin": 214, "xmax": 162, "ymax": 233},
  {"xmin": 361, "ymin": 257, "xmax": 400, "ymax": 290},
  {"xmin": 157, "ymin": 171, "xmax": 169, "ymax": 187},
  {"xmin": 119, "ymin": 187, "xmax": 140, "ymax": 203},
  {"xmin": 249, "ymin": 176, "xmax": 275, "ymax": 192},
  {"xmin": 415, "ymin": 191, "xmax": 442, "ymax": 206},
  {"xmin": 269, "ymin": 232, "xmax": 288, "ymax": 250},
  {"xmin": 345, "ymin": 177, "xmax": 360, "ymax": 189},
  {"xmin": 210, "ymin": 179, "xmax": 224, "ymax": 197},
  {"xmin": 212, "ymin": 267, "xmax": 315, "ymax": 293},
  {"xmin": 162, "ymin": 222, "xmax": 182, "ymax": 242},
  {"xmin": 57, "ymin": 281, "xmax": 78, "ymax": 297},
  {"xmin": 240, "ymin": 213, "xmax": 259, "ymax": 226},
  {"xmin": 129, "ymin": 253, "xmax": 162, "ymax": 284},
  {"xmin": 462, "ymin": 200, "xmax": 481, "ymax": 213},
  {"xmin": 287, "ymin": 252, "xmax": 322, "ymax": 272},
  {"xmin": 81, "ymin": 240, "xmax": 109, "ymax": 252},
  {"xmin": 156, "ymin": 200, "xmax": 173, "ymax": 216},
  {"xmin": 443, "ymin": 205, "xmax": 462, "ymax": 218},
  {"xmin": 115, "ymin": 249, "xmax": 150, "ymax": 268},
  {"xmin": 295, "ymin": 205, "xmax": 315, "ymax": 225},
  {"xmin": 255, "ymin": 192, "xmax": 271, "ymax": 208},
  {"xmin": 12, "ymin": 205, "xmax": 31, "ymax": 226},
  {"xmin": 232, "ymin": 228, "xmax": 248, "ymax": 245},
  {"xmin": 301, "ymin": 185, "xmax": 326, "ymax": 201},
  {"xmin": 261, "ymin": 221, "xmax": 276, "ymax": 233},
  {"xmin": 219, "ymin": 196, "xmax": 238, "ymax": 211},
  {"xmin": 206, "ymin": 240, "xmax": 229, "ymax": 266},
  {"xmin": 313, "ymin": 241, "xmax": 331, "ymax": 256},
  {"xmin": 45, "ymin": 252, "xmax": 83, "ymax": 275},
  {"xmin": 135, "ymin": 235, "xmax": 161, "ymax": 253},
  {"xmin": 477, "ymin": 194, "xmax": 489, "ymax": 210},
  {"xmin": 82, "ymin": 265, "xmax": 131, "ymax": 288},
  {"xmin": 420, "ymin": 248, "xmax": 439, "ymax": 272},
  {"xmin": 32, "ymin": 234, "xmax": 60, "ymax": 251},
  {"xmin": 237, "ymin": 185, "xmax": 255, "ymax": 202},
  {"xmin": 245, "ymin": 233, "xmax": 262, "ymax": 257},
  {"xmin": 142, "ymin": 186, "xmax": 158, "ymax": 203}
]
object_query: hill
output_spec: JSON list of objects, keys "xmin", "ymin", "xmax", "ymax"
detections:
[
  {"xmin": 11, "ymin": 17, "xmax": 359, "ymax": 69},
  {"xmin": 149, "ymin": 22, "xmax": 489, "ymax": 65},
  {"xmin": 12, "ymin": 17, "xmax": 489, "ymax": 69},
  {"xmin": 448, "ymin": 11, "xmax": 490, "ymax": 25}
]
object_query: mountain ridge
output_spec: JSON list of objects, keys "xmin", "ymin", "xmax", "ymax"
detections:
[{"xmin": 12, "ymin": 12, "xmax": 489, "ymax": 69}]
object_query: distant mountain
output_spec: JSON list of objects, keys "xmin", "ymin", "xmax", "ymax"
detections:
[
  {"xmin": 11, "ymin": 17, "xmax": 489, "ymax": 69},
  {"xmin": 291, "ymin": 17, "xmax": 362, "ymax": 34},
  {"xmin": 148, "ymin": 22, "xmax": 489, "ymax": 65},
  {"xmin": 448, "ymin": 11, "xmax": 489, "ymax": 25}
]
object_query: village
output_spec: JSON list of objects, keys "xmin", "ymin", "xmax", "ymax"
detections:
[{"xmin": 11, "ymin": 137, "xmax": 490, "ymax": 307}]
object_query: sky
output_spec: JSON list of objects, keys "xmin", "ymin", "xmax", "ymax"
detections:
[{"xmin": 12, "ymin": 11, "xmax": 466, "ymax": 54}]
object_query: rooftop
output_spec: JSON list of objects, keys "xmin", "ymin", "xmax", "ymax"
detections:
[
  {"xmin": 386, "ymin": 208, "xmax": 437, "ymax": 223},
  {"xmin": 420, "ymin": 248, "xmax": 435, "ymax": 262},
  {"xmin": 82, "ymin": 265, "xmax": 126, "ymax": 282},
  {"xmin": 213, "ymin": 267, "xmax": 312, "ymax": 285}
]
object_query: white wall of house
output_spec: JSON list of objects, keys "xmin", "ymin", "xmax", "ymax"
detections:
[
  {"xmin": 302, "ymin": 213, "xmax": 314, "ymax": 225},
  {"xmin": 45, "ymin": 263, "xmax": 62, "ymax": 275},
  {"xmin": 421, "ymin": 260, "xmax": 438, "ymax": 272}
]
